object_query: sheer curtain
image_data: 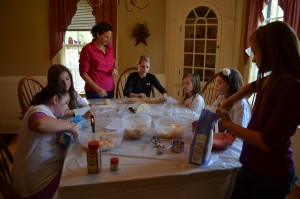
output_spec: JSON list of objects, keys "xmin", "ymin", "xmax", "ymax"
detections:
[{"xmin": 49, "ymin": 0, "xmax": 117, "ymax": 60}]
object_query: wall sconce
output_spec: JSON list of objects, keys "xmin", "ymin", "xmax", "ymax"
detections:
[{"xmin": 87, "ymin": 0, "xmax": 148, "ymax": 12}]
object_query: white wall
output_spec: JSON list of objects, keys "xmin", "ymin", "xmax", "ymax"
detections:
[{"xmin": 0, "ymin": 76, "xmax": 47, "ymax": 133}]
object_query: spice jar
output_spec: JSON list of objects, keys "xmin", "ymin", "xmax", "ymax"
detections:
[
  {"xmin": 87, "ymin": 141, "xmax": 102, "ymax": 173},
  {"xmin": 110, "ymin": 157, "xmax": 119, "ymax": 171}
]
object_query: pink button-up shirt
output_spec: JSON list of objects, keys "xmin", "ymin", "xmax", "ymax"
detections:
[{"xmin": 79, "ymin": 41, "xmax": 115, "ymax": 91}]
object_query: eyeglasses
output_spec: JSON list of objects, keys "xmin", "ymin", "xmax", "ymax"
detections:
[{"xmin": 220, "ymin": 68, "xmax": 231, "ymax": 76}]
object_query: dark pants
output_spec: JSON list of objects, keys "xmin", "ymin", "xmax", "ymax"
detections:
[
  {"xmin": 85, "ymin": 90, "xmax": 114, "ymax": 99},
  {"xmin": 24, "ymin": 171, "xmax": 62, "ymax": 199},
  {"xmin": 231, "ymin": 166, "xmax": 297, "ymax": 199}
]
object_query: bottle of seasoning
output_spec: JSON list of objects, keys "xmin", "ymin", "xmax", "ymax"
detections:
[
  {"xmin": 110, "ymin": 157, "xmax": 119, "ymax": 171},
  {"xmin": 87, "ymin": 141, "xmax": 101, "ymax": 173}
]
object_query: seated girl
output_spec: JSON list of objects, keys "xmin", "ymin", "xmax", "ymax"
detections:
[
  {"xmin": 47, "ymin": 64, "xmax": 91, "ymax": 118},
  {"xmin": 123, "ymin": 55, "xmax": 168, "ymax": 102},
  {"xmin": 192, "ymin": 68, "xmax": 251, "ymax": 150},
  {"xmin": 181, "ymin": 74, "xmax": 205, "ymax": 116},
  {"xmin": 12, "ymin": 84, "xmax": 78, "ymax": 198}
]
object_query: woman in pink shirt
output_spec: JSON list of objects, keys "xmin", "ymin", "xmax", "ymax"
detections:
[{"xmin": 79, "ymin": 22, "xmax": 118, "ymax": 99}]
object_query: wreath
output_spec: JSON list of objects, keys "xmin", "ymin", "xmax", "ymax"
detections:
[{"xmin": 131, "ymin": 22, "xmax": 150, "ymax": 46}]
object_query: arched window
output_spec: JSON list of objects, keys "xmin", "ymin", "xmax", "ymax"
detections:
[{"xmin": 183, "ymin": 6, "xmax": 218, "ymax": 82}]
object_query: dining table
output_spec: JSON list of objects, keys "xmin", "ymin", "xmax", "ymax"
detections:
[{"xmin": 55, "ymin": 97, "xmax": 242, "ymax": 199}]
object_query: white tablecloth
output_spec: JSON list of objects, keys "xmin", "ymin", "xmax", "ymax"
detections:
[{"xmin": 56, "ymin": 98, "xmax": 242, "ymax": 199}]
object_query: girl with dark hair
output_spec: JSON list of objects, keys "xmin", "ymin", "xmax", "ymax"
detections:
[
  {"xmin": 12, "ymin": 85, "xmax": 78, "ymax": 198},
  {"xmin": 47, "ymin": 64, "xmax": 90, "ymax": 117},
  {"xmin": 79, "ymin": 21, "xmax": 118, "ymax": 99},
  {"xmin": 181, "ymin": 74, "xmax": 205, "ymax": 115},
  {"xmin": 218, "ymin": 21, "xmax": 300, "ymax": 198},
  {"xmin": 212, "ymin": 68, "xmax": 251, "ymax": 150}
]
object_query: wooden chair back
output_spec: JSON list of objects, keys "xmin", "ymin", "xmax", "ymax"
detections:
[
  {"xmin": 115, "ymin": 67, "xmax": 155, "ymax": 98},
  {"xmin": 0, "ymin": 136, "xmax": 13, "ymax": 184},
  {"xmin": 18, "ymin": 76, "xmax": 44, "ymax": 115},
  {"xmin": 201, "ymin": 74, "xmax": 218, "ymax": 105}
]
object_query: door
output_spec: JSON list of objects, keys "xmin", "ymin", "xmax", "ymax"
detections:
[
  {"xmin": 172, "ymin": 4, "xmax": 221, "ymax": 101},
  {"xmin": 183, "ymin": 6, "xmax": 219, "ymax": 82}
]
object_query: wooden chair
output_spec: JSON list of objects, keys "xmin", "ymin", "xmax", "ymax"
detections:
[
  {"xmin": 18, "ymin": 76, "xmax": 44, "ymax": 116},
  {"xmin": 0, "ymin": 136, "xmax": 13, "ymax": 184},
  {"xmin": 201, "ymin": 74, "xmax": 218, "ymax": 105},
  {"xmin": 0, "ymin": 136, "xmax": 24, "ymax": 198},
  {"xmin": 115, "ymin": 67, "xmax": 155, "ymax": 98}
]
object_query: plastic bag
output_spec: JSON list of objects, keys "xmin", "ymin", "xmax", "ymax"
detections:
[{"xmin": 189, "ymin": 107, "xmax": 219, "ymax": 165}]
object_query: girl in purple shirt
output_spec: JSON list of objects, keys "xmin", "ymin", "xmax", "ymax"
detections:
[
  {"xmin": 79, "ymin": 22, "xmax": 118, "ymax": 99},
  {"xmin": 218, "ymin": 21, "xmax": 300, "ymax": 198}
]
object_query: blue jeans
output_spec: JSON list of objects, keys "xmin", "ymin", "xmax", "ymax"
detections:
[
  {"xmin": 85, "ymin": 90, "xmax": 114, "ymax": 99},
  {"xmin": 231, "ymin": 166, "xmax": 297, "ymax": 199}
]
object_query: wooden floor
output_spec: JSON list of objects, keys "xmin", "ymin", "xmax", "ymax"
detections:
[{"xmin": 2, "ymin": 133, "xmax": 300, "ymax": 198}]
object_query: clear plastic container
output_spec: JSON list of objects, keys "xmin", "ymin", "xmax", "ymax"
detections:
[
  {"xmin": 154, "ymin": 117, "xmax": 188, "ymax": 139},
  {"xmin": 77, "ymin": 118, "xmax": 124, "ymax": 151},
  {"xmin": 122, "ymin": 114, "xmax": 152, "ymax": 139}
]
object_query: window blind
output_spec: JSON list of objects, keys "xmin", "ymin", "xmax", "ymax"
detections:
[{"xmin": 67, "ymin": 0, "xmax": 95, "ymax": 30}]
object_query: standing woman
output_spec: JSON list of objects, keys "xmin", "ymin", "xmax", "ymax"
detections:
[
  {"xmin": 218, "ymin": 21, "xmax": 300, "ymax": 198},
  {"xmin": 79, "ymin": 22, "xmax": 118, "ymax": 99},
  {"xmin": 12, "ymin": 85, "xmax": 77, "ymax": 198}
]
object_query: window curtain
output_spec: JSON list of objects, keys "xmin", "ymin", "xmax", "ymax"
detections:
[
  {"xmin": 243, "ymin": 0, "xmax": 268, "ymax": 65},
  {"xmin": 49, "ymin": 0, "xmax": 79, "ymax": 60},
  {"xmin": 92, "ymin": 0, "xmax": 118, "ymax": 55},
  {"xmin": 49, "ymin": 0, "xmax": 117, "ymax": 60},
  {"xmin": 278, "ymin": 0, "xmax": 300, "ymax": 39}
]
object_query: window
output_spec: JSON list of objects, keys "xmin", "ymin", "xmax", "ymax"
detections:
[
  {"xmin": 248, "ymin": 0, "xmax": 284, "ymax": 84},
  {"xmin": 62, "ymin": 0, "xmax": 95, "ymax": 94},
  {"xmin": 247, "ymin": 0, "xmax": 283, "ymax": 106},
  {"xmin": 262, "ymin": 0, "xmax": 284, "ymax": 25}
]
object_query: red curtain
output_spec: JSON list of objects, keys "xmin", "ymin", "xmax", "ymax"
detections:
[
  {"xmin": 279, "ymin": 0, "xmax": 300, "ymax": 39},
  {"xmin": 243, "ymin": 0, "xmax": 268, "ymax": 65},
  {"xmin": 49, "ymin": 0, "xmax": 117, "ymax": 60},
  {"xmin": 49, "ymin": 0, "xmax": 79, "ymax": 60},
  {"xmin": 92, "ymin": 0, "xmax": 118, "ymax": 55}
]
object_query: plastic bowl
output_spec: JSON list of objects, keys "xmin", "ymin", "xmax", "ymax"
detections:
[
  {"xmin": 154, "ymin": 117, "xmax": 188, "ymax": 139},
  {"xmin": 77, "ymin": 118, "xmax": 124, "ymax": 151},
  {"xmin": 122, "ymin": 114, "xmax": 152, "ymax": 139}
]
